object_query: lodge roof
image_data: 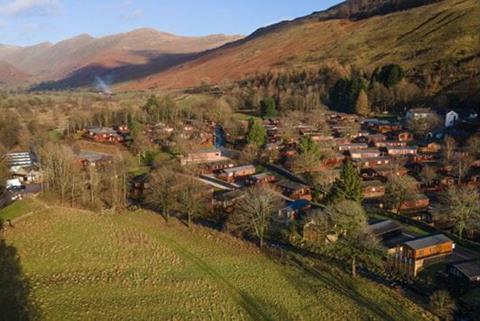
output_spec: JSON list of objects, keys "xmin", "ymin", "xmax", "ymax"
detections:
[
  {"xmin": 404, "ymin": 234, "xmax": 452, "ymax": 250},
  {"xmin": 451, "ymin": 260, "xmax": 480, "ymax": 278}
]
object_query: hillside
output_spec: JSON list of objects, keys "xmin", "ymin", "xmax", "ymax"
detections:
[
  {"xmin": 120, "ymin": 0, "xmax": 479, "ymax": 95},
  {"xmin": 0, "ymin": 202, "xmax": 435, "ymax": 321},
  {"xmin": 0, "ymin": 29, "xmax": 242, "ymax": 85},
  {"xmin": 0, "ymin": 61, "xmax": 31, "ymax": 86}
]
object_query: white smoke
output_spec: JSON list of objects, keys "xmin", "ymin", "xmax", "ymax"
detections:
[{"xmin": 94, "ymin": 75, "xmax": 113, "ymax": 95}]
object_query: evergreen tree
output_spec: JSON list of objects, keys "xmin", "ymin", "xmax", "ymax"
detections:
[
  {"xmin": 355, "ymin": 90, "xmax": 371, "ymax": 116},
  {"xmin": 246, "ymin": 118, "xmax": 266, "ymax": 147},
  {"xmin": 298, "ymin": 136, "xmax": 321, "ymax": 159},
  {"xmin": 329, "ymin": 76, "xmax": 365, "ymax": 113},
  {"xmin": 260, "ymin": 97, "xmax": 277, "ymax": 118},
  {"xmin": 327, "ymin": 161, "xmax": 362, "ymax": 203},
  {"xmin": 375, "ymin": 64, "xmax": 405, "ymax": 87}
]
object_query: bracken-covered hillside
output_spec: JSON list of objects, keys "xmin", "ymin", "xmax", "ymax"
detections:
[{"xmin": 120, "ymin": 0, "xmax": 479, "ymax": 102}]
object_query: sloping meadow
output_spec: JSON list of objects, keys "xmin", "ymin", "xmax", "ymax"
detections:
[{"xmin": 1, "ymin": 206, "xmax": 435, "ymax": 321}]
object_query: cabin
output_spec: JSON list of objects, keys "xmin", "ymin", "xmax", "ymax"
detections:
[
  {"xmin": 355, "ymin": 156, "xmax": 392, "ymax": 169},
  {"xmin": 115, "ymin": 124, "xmax": 129, "ymax": 134},
  {"xmin": 246, "ymin": 173, "xmax": 277, "ymax": 186},
  {"xmin": 390, "ymin": 234, "xmax": 454, "ymax": 278},
  {"xmin": 448, "ymin": 260, "xmax": 480, "ymax": 288},
  {"xmin": 405, "ymin": 108, "xmax": 436, "ymax": 121},
  {"xmin": 374, "ymin": 141, "xmax": 407, "ymax": 148},
  {"xmin": 218, "ymin": 165, "xmax": 256, "ymax": 182},
  {"xmin": 277, "ymin": 180, "xmax": 312, "ymax": 201},
  {"xmin": 362, "ymin": 180, "xmax": 386, "ymax": 199},
  {"xmin": 180, "ymin": 148, "xmax": 224, "ymax": 165},
  {"xmin": 212, "ymin": 190, "xmax": 246, "ymax": 212},
  {"xmin": 349, "ymin": 148, "xmax": 381, "ymax": 160},
  {"xmin": 278, "ymin": 199, "xmax": 311, "ymax": 222},
  {"xmin": 10, "ymin": 165, "xmax": 43, "ymax": 184},
  {"xmin": 76, "ymin": 150, "xmax": 113, "ymax": 167},
  {"xmin": 386, "ymin": 146, "xmax": 418, "ymax": 157},
  {"xmin": 388, "ymin": 131, "xmax": 414, "ymax": 142},
  {"xmin": 85, "ymin": 127, "xmax": 124, "ymax": 143},
  {"xmin": 399, "ymin": 194, "xmax": 430, "ymax": 212},
  {"xmin": 418, "ymin": 141, "xmax": 442, "ymax": 154},
  {"xmin": 337, "ymin": 143, "xmax": 369, "ymax": 152},
  {"xmin": 368, "ymin": 219, "xmax": 403, "ymax": 240},
  {"xmin": 372, "ymin": 123, "xmax": 403, "ymax": 134},
  {"xmin": 374, "ymin": 165, "xmax": 409, "ymax": 178},
  {"xmin": 367, "ymin": 133, "xmax": 387, "ymax": 144}
]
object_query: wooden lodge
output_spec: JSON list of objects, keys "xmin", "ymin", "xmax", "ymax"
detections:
[
  {"xmin": 246, "ymin": 173, "xmax": 277, "ymax": 186},
  {"xmin": 398, "ymin": 194, "xmax": 430, "ymax": 212},
  {"xmin": 277, "ymin": 180, "xmax": 312, "ymax": 201},
  {"xmin": 386, "ymin": 146, "xmax": 418, "ymax": 157},
  {"xmin": 180, "ymin": 148, "xmax": 224, "ymax": 165},
  {"xmin": 84, "ymin": 127, "xmax": 124, "ymax": 144},
  {"xmin": 390, "ymin": 234, "xmax": 454, "ymax": 278},
  {"xmin": 337, "ymin": 143, "xmax": 368, "ymax": 152},
  {"xmin": 349, "ymin": 148, "xmax": 381, "ymax": 160},
  {"xmin": 218, "ymin": 165, "xmax": 256, "ymax": 183},
  {"xmin": 362, "ymin": 180, "xmax": 386, "ymax": 199},
  {"xmin": 76, "ymin": 150, "xmax": 113, "ymax": 167},
  {"xmin": 448, "ymin": 260, "xmax": 480, "ymax": 288}
]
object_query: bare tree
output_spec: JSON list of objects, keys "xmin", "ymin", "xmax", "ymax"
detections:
[
  {"xmin": 429, "ymin": 290, "xmax": 456, "ymax": 321},
  {"xmin": 145, "ymin": 167, "xmax": 178, "ymax": 222},
  {"xmin": 420, "ymin": 165, "xmax": 437, "ymax": 187},
  {"xmin": 324, "ymin": 200, "xmax": 384, "ymax": 277},
  {"xmin": 227, "ymin": 187, "xmax": 280, "ymax": 248},
  {"xmin": 40, "ymin": 143, "xmax": 78, "ymax": 204},
  {"xmin": 176, "ymin": 177, "xmax": 209, "ymax": 229},
  {"xmin": 438, "ymin": 186, "xmax": 480, "ymax": 238},
  {"xmin": 443, "ymin": 136, "xmax": 457, "ymax": 166},
  {"xmin": 384, "ymin": 175, "xmax": 419, "ymax": 213}
]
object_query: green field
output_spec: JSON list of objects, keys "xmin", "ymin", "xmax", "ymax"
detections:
[
  {"xmin": 0, "ymin": 202, "xmax": 435, "ymax": 321},
  {"xmin": 0, "ymin": 199, "xmax": 47, "ymax": 222}
]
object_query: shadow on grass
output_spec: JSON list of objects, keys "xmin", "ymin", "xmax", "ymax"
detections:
[
  {"xmin": 283, "ymin": 255, "xmax": 418, "ymax": 321},
  {"xmin": 0, "ymin": 236, "xmax": 40, "ymax": 321}
]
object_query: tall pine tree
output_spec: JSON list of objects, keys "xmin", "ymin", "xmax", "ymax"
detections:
[{"xmin": 327, "ymin": 161, "xmax": 363, "ymax": 204}]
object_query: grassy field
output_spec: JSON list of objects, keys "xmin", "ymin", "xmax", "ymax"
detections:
[
  {"xmin": 0, "ymin": 199, "xmax": 47, "ymax": 222},
  {"xmin": 0, "ymin": 202, "xmax": 436, "ymax": 321}
]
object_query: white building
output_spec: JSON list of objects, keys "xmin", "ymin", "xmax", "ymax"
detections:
[{"xmin": 445, "ymin": 110, "xmax": 459, "ymax": 128}]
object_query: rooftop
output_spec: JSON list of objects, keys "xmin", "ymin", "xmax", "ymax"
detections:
[
  {"xmin": 404, "ymin": 234, "xmax": 452, "ymax": 250},
  {"xmin": 368, "ymin": 220, "xmax": 402, "ymax": 237},
  {"xmin": 452, "ymin": 260, "xmax": 480, "ymax": 278},
  {"xmin": 277, "ymin": 180, "xmax": 310, "ymax": 191},
  {"xmin": 222, "ymin": 165, "xmax": 255, "ymax": 174}
]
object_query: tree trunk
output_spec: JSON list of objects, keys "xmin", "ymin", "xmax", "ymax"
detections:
[
  {"xmin": 352, "ymin": 256, "xmax": 357, "ymax": 278},
  {"xmin": 188, "ymin": 213, "xmax": 192, "ymax": 229},
  {"xmin": 259, "ymin": 236, "xmax": 264, "ymax": 249}
]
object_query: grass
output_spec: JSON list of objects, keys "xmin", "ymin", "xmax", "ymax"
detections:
[
  {"xmin": 0, "ymin": 199, "xmax": 46, "ymax": 221},
  {"xmin": 0, "ymin": 202, "xmax": 436, "ymax": 321}
]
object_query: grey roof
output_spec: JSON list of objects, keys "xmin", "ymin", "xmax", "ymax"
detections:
[
  {"xmin": 214, "ymin": 190, "xmax": 245, "ymax": 201},
  {"xmin": 222, "ymin": 165, "xmax": 255, "ymax": 174},
  {"xmin": 368, "ymin": 220, "xmax": 401, "ymax": 236},
  {"xmin": 404, "ymin": 234, "xmax": 452, "ymax": 250},
  {"xmin": 452, "ymin": 260, "xmax": 480, "ymax": 278},
  {"xmin": 86, "ymin": 127, "xmax": 117, "ymax": 135},
  {"xmin": 277, "ymin": 180, "xmax": 309, "ymax": 190},
  {"xmin": 77, "ymin": 150, "xmax": 112, "ymax": 163}
]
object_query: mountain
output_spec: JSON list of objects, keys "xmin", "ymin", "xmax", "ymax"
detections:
[
  {"xmin": 0, "ymin": 29, "xmax": 243, "ymax": 85},
  {"xmin": 0, "ymin": 61, "xmax": 31, "ymax": 86},
  {"xmin": 118, "ymin": 0, "xmax": 479, "ymax": 95}
]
